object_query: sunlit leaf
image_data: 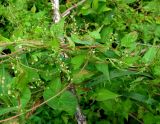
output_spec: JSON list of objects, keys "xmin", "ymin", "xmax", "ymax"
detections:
[
  {"xmin": 0, "ymin": 35, "xmax": 10, "ymax": 42},
  {"xmin": 20, "ymin": 87, "xmax": 31, "ymax": 108},
  {"xmin": 71, "ymin": 34, "xmax": 94, "ymax": 45},
  {"xmin": 71, "ymin": 55, "xmax": 86, "ymax": 70},
  {"xmin": 89, "ymin": 30, "xmax": 101, "ymax": 39},
  {"xmin": 142, "ymin": 47, "xmax": 158, "ymax": 63},
  {"xmin": 94, "ymin": 89, "xmax": 120, "ymax": 101},
  {"xmin": 92, "ymin": 0, "xmax": 99, "ymax": 10},
  {"xmin": 31, "ymin": 4, "xmax": 36, "ymax": 13},
  {"xmin": 43, "ymin": 78, "xmax": 77, "ymax": 115},
  {"xmin": 73, "ymin": 70, "xmax": 94, "ymax": 84},
  {"xmin": 121, "ymin": 31, "xmax": 138, "ymax": 48}
]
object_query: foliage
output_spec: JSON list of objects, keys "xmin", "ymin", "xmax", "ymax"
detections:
[{"xmin": 0, "ymin": 0, "xmax": 160, "ymax": 123}]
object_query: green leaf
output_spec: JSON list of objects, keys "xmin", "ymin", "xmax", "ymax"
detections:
[
  {"xmin": 45, "ymin": 78, "xmax": 62, "ymax": 95},
  {"xmin": 26, "ymin": 68, "xmax": 40, "ymax": 82},
  {"xmin": 143, "ymin": 113, "xmax": 155, "ymax": 124},
  {"xmin": 0, "ymin": 35, "xmax": 10, "ymax": 42},
  {"xmin": 0, "ymin": 65, "xmax": 13, "ymax": 93},
  {"xmin": 97, "ymin": 3, "xmax": 111, "ymax": 14},
  {"xmin": 71, "ymin": 34, "xmax": 94, "ymax": 45},
  {"xmin": 31, "ymin": 4, "xmax": 36, "ymax": 13},
  {"xmin": 122, "ymin": 99, "xmax": 132, "ymax": 120},
  {"xmin": 155, "ymin": 16, "xmax": 160, "ymax": 24},
  {"xmin": 152, "ymin": 65, "xmax": 160, "ymax": 77},
  {"xmin": 104, "ymin": 50, "xmax": 119, "ymax": 58},
  {"xmin": 89, "ymin": 30, "xmax": 101, "ymax": 39},
  {"xmin": 95, "ymin": 63, "xmax": 110, "ymax": 82},
  {"xmin": 50, "ymin": 19, "xmax": 65, "ymax": 38},
  {"xmin": 43, "ymin": 78, "xmax": 77, "ymax": 115},
  {"xmin": 73, "ymin": 70, "xmax": 94, "ymax": 84},
  {"xmin": 94, "ymin": 89, "xmax": 120, "ymax": 101},
  {"xmin": 39, "ymin": 67, "xmax": 59, "ymax": 82},
  {"xmin": 155, "ymin": 25, "xmax": 160, "ymax": 37},
  {"xmin": 126, "ymin": 92, "xmax": 157, "ymax": 105},
  {"xmin": 49, "ymin": 38, "xmax": 60, "ymax": 50},
  {"xmin": 0, "ymin": 107, "xmax": 18, "ymax": 116},
  {"xmin": 100, "ymin": 27, "xmax": 113, "ymax": 43},
  {"xmin": 121, "ymin": 31, "xmax": 138, "ymax": 48},
  {"xmin": 65, "ymin": 36, "xmax": 75, "ymax": 49},
  {"xmin": 143, "ymin": 0, "xmax": 160, "ymax": 12},
  {"xmin": 123, "ymin": 56, "xmax": 139, "ymax": 66},
  {"xmin": 99, "ymin": 0, "xmax": 106, "ymax": 2},
  {"xmin": 100, "ymin": 100, "xmax": 115, "ymax": 113},
  {"xmin": 80, "ymin": 8, "xmax": 96, "ymax": 15},
  {"xmin": 86, "ymin": 69, "xmax": 138, "ymax": 87},
  {"xmin": 142, "ymin": 47, "xmax": 158, "ymax": 63},
  {"xmin": 20, "ymin": 87, "xmax": 31, "ymax": 108},
  {"xmin": 58, "ymin": 91, "xmax": 77, "ymax": 115},
  {"xmin": 15, "ymin": 70, "xmax": 28, "ymax": 92},
  {"xmin": 126, "ymin": 93, "xmax": 147, "ymax": 103},
  {"xmin": 71, "ymin": 55, "xmax": 86, "ymax": 70},
  {"xmin": 89, "ymin": 27, "xmax": 102, "ymax": 39},
  {"xmin": 15, "ymin": 65, "xmax": 39, "ymax": 85},
  {"xmin": 123, "ymin": 0, "xmax": 136, "ymax": 4},
  {"xmin": 92, "ymin": 0, "xmax": 99, "ymax": 10}
]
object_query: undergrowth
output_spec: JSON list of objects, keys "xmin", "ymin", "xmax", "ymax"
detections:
[{"xmin": 0, "ymin": 0, "xmax": 160, "ymax": 123}]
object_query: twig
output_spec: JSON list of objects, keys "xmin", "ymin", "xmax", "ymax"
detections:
[
  {"xmin": 129, "ymin": 113, "xmax": 144, "ymax": 124},
  {"xmin": 0, "ymin": 48, "xmax": 26, "ymax": 59},
  {"xmin": 0, "ymin": 42, "xmax": 16, "ymax": 47},
  {"xmin": 61, "ymin": 0, "xmax": 86, "ymax": 17},
  {"xmin": 25, "ymin": 99, "xmax": 43, "ymax": 119},
  {"xmin": 0, "ymin": 83, "xmax": 71, "ymax": 123},
  {"xmin": 80, "ymin": 60, "xmax": 88, "ymax": 73},
  {"xmin": 0, "ymin": 43, "xmax": 47, "ymax": 61},
  {"xmin": 76, "ymin": 45, "xmax": 103, "ymax": 49},
  {"xmin": 0, "ymin": 40, "xmax": 44, "ymax": 47},
  {"xmin": 136, "ymin": 43, "xmax": 160, "ymax": 48}
]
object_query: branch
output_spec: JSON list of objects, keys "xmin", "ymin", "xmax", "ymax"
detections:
[
  {"xmin": 0, "ymin": 48, "xmax": 26, "ymax": 59},
  {"xmin": 129, "ymin": 113, "xmax": 144, "ymax": 124},
  {"xmin": 51, "ymin": 1, "xmax": 87, "ymax": 123},
  {"xmin": 51, "ymin": 0, "xmax": 61, "ymax": 23},
  {"xmin": 61, "ymin": 0, "xmax": 86, "ymax": 17},
  {"xmin": 69, "ymin": 84, "xmax": 87, "ymax": 124}
]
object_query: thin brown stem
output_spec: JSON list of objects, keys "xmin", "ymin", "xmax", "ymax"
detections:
[
  {"xmin": 129, "ymin": 113, "xmax": 144, "ymax": 124},
  {"xmin": 0, "ymin": 83, "xmax": 71, "ymax": 123},
  {"xmin": 61, "ymin": 0, "xmax": 86, "ymax": 17}
]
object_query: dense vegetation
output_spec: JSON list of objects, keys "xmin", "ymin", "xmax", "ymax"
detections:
[{"xmin": 0, "ymin": 0, "xmax": 160, "ymax": 123}]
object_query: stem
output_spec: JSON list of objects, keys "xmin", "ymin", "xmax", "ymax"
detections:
[
  {"xmin": 0, "ymin": 83, "xmax": 71, "ymax": 123},
  {"xmin": 51, "ymin": 1, "xmax": 87, "ymax": 123},
  {"xmin": 51, "ymin": 0, "xmax": 61, "ymax": 23},
  {"xmin": 69, "ymin": 84, "xmax": 87, "ymax": 124},
  {"xmin": 62, "ymin": 0, "xmax": 86, "ymax": 17},
  {"xmin": 129, "ymin": 113, "xmax": 144, "ymax": 124}
]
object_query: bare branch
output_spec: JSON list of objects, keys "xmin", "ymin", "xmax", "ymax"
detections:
[
  {"xmin": 62, "ymin": 0, "xmax": 86, "ymax": 17},
  {"xmin": 69, "ymin": 84, "xmax": 87, "ymax": 124},
  {"xmin": 51, "ymin": 0, "xmax": 61, "ymax": 23},
  {"xmin": 0, "ymin": 48, "xmax": 26, "ymax": 59}
]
